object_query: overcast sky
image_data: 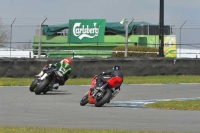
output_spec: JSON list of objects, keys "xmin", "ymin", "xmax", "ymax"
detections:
[{"xmin": 0, "ymin": 0, "xmax": 200, "ymax": 27}]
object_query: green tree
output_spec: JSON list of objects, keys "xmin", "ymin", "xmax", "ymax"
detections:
[{"xmin": 0, "ymin": 19, "xmax": 10, "ymax": 47}]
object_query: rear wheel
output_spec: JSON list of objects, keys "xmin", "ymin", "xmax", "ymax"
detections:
[
  {"xmin": 43, "ymin": 88, "xmax": 49, "ymax": 94},
  {"xmin": 54, "ymin": 86, "xmax": 59, "ymax": 89},
  {"xmin": 29, "ymin": 79, "xmax": 38, "ymax": 92},
  {"xmin": 80, "ymin": 95, "xmax": 88, "ymax": 106},
  {"xmin": 35, "ymin": 79, "xmax": 49, "ymax": 95},
  {"xmin": 95, "ymin": 89, "xmax": 112, "ymax": 107}
]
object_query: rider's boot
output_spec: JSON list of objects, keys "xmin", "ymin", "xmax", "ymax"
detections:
[
  {"xmin": 53, "ymin": 83, "xmax": 59, "ymax": 89},
  {"xmin": 39, "ymin": 73, "xmax": 47, "ymax": 81},
  {"xmin": 36, "ymin": 71, "xmax": 44, "ymax": 77}
]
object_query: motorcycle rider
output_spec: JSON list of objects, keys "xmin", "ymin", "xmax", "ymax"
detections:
[
  {"xmin": 36, "ymin": 57, "xmax": 72, "ymax": 86},
  {"xmin": 91, "ymin": 65, "xmax": 123, "ymax": 100}
]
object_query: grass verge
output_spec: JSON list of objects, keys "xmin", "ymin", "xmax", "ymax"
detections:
[
  {"xmin": 146, "ymin": 99, "xmax": 200, "ymax": 111},
  {"xmin": 1, "ymin": 75, "xmax": 200, "ymax": 86},
  {"xmin": 0, "ymin": 126, "xmax": 192, "ymax": 133}
]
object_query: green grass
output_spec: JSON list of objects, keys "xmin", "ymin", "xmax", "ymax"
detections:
[
  {"xmin": 0, "ymin": 126, "xmax": 192, "ymax": 133},
  {"xmin": 123, "ymin": 75, "xmax": 200, "ymax": 84},
  {"xmin": 146, "ymin": 99, "xmax": 200, "ymax": 111},
  {"xmin": 1, "ymin": 75, "xmax": 200, "ymax": 86}
]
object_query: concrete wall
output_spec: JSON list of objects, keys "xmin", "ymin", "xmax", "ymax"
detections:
[{"xmin": 0, "ymin": 57, "xmax": 200, "ymax": 78}]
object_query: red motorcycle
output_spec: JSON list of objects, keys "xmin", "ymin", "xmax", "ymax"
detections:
[{"xmin": 80, "ymin": 74, "xmax": 123, "ymax": 107}]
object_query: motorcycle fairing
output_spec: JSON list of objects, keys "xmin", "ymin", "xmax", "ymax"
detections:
[
  {"xmin": 88, "ymin": 90, "xmax": 96, "ymax": 104},
  {"xmin": 106, "ymin": 76, "xmax": 123, "ymax": 88},
  {"xmin": 90, "ymin": 75, "xmax": 97, "ymax": 89}
]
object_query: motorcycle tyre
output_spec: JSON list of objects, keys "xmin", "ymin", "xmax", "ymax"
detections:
[
  {"xmin": 80, "ymin": 95, "xmax": 88, "ymax": 106},
  {"xmin": 35, "ymin": 79, "xmax": 49, "ymax": 95},
  {"xmin": 43, "ymin": 88, "xmax": 49, "ymax": 94},
  {"xmin": 95, "ymin": 89, "xmax": 112, "ymax": 107},
  {"xmin": 54, "ymin": 86, "xmax": 59, "ymax": 90},
  {"xmin": 29, "ymin": 79, "xmax": 38, "ymax": 92}
]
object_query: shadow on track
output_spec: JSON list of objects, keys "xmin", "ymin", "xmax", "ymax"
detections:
[
  {"xmin": 32, "ymin": 90, "xmax": 73, "ymax": 95},
  {"xmin": 43, "ymin": 92, "xmax": 73, "ymax": 95},
  {"xmin": 80, "ymin": 104, "xmax": 147, "ymax": 108}
]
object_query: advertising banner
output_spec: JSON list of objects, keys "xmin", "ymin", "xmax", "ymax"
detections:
[
  {"xmin": 68, "ymin": 19, "xmax": 106, "ymax": 43},
  {"xmin": 164, "ymin": 35, "xmax": 177, "ymax": 58}
]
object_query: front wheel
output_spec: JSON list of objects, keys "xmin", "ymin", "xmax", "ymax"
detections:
[
  {"xmin": 29, "ymin": 79, "xmax": 38, "ymax": 92},
  {"xmin": 35, "ymin": 79, "xmax": 49, "ymax": 95},
  {"xmin": 95, "ymin": 89, "xmax": 112, "ymax": 107},
  {"xmin": 80, "ymin": 95, "xmax": 88, "ymax": 106}
]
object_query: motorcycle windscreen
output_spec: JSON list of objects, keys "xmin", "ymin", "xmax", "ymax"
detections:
[
  {"xmin": 90, "ymin": 76, "xmax": 97, "ymax": 88},
  {"xmin": 107, "ymin": 77, "xmax": 123, "ymax": 88}
]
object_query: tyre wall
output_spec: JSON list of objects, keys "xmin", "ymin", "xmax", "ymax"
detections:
[{"xmin": 0, "ymin": 57, "xmax": 200, "ymax": 78}]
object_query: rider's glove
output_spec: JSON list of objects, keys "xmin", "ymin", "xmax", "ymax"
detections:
[
  {"xmin": 48, "ymin": 64, "xmax": 52, "ymax": 67},
  {"xmin": 43, "ymin": 65, "xmax": 48, "ymax": 71},
  {"xmin": 50, "ymin": 64, "xmax": 56, "ymax": 69}
]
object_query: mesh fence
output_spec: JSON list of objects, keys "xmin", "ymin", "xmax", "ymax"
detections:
[
  {"xmin": 0, "ymin": 25, "xmax": 38, "ymax": 58},
  {"xmin": 0, "ymin": 24, "xmax": 200, "ymax": 58}
]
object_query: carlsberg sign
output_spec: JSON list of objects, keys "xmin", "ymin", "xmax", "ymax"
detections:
[{"xmin": 68, "ymin": 19, "xmax": 106, "ymax": 43}]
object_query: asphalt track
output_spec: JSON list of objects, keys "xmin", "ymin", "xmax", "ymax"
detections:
[{"xmin": 0, "ymin": 84, "xmax": 200, "ymax": 132}]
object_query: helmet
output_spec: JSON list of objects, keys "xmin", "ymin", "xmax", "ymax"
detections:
[
  {"xmin": 63, "ymin": 58, "xmax": 71, "ymax": 65},
  {"xmin": 113, "ymin": 65, "xmax": 121, "ymax": 70}
]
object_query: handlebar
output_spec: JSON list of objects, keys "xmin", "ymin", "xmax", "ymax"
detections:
[{"xmin": 46, "ymin": 68, "xmax": 57, "ymax": 73}]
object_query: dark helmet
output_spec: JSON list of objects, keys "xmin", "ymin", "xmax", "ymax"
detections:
[{"xmin": 113, "ymin": 65, "xmax": 122, "ymax": 70}]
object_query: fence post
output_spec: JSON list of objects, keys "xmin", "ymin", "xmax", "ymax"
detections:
[
  {"xmin": 29, "ymin": 51, "xmax": 31, "ymax": 58},
  {"xmin": 124, "ymin": 18, "xmax": 134, "ymax": 57},
  {"xmin": 73, "ymin": 51, "xmax": 75, "ymax": 58},
  {"xmin": 38, "ymin": 17, "xmax": 47, "ymax": 58},
  {"xmin": 179, "ymin": 20, "xmax": 187, "ymax": 58},
  {"xmin": 10, "ymin": 18, "xmax": 16, "ymax": 58}
]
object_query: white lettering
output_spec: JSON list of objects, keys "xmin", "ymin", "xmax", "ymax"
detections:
[{"xmin": 72, "ymin": 22, "xmax": 100, "ymax": 40}]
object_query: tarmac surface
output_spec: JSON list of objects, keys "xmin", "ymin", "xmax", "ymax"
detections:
[{"xmin": 0, "ymin": 84, "xmax": 200, "ymax": 132}]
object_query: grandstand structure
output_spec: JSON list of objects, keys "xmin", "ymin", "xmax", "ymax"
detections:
[{"xmin": 32, "ymin": 20, "xmax": 175, "ymax": 58}]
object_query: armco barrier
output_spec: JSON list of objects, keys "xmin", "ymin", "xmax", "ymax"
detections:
[{"xmin": 1, "ymin": 57, "xmax": 200, "ymax": 78}]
